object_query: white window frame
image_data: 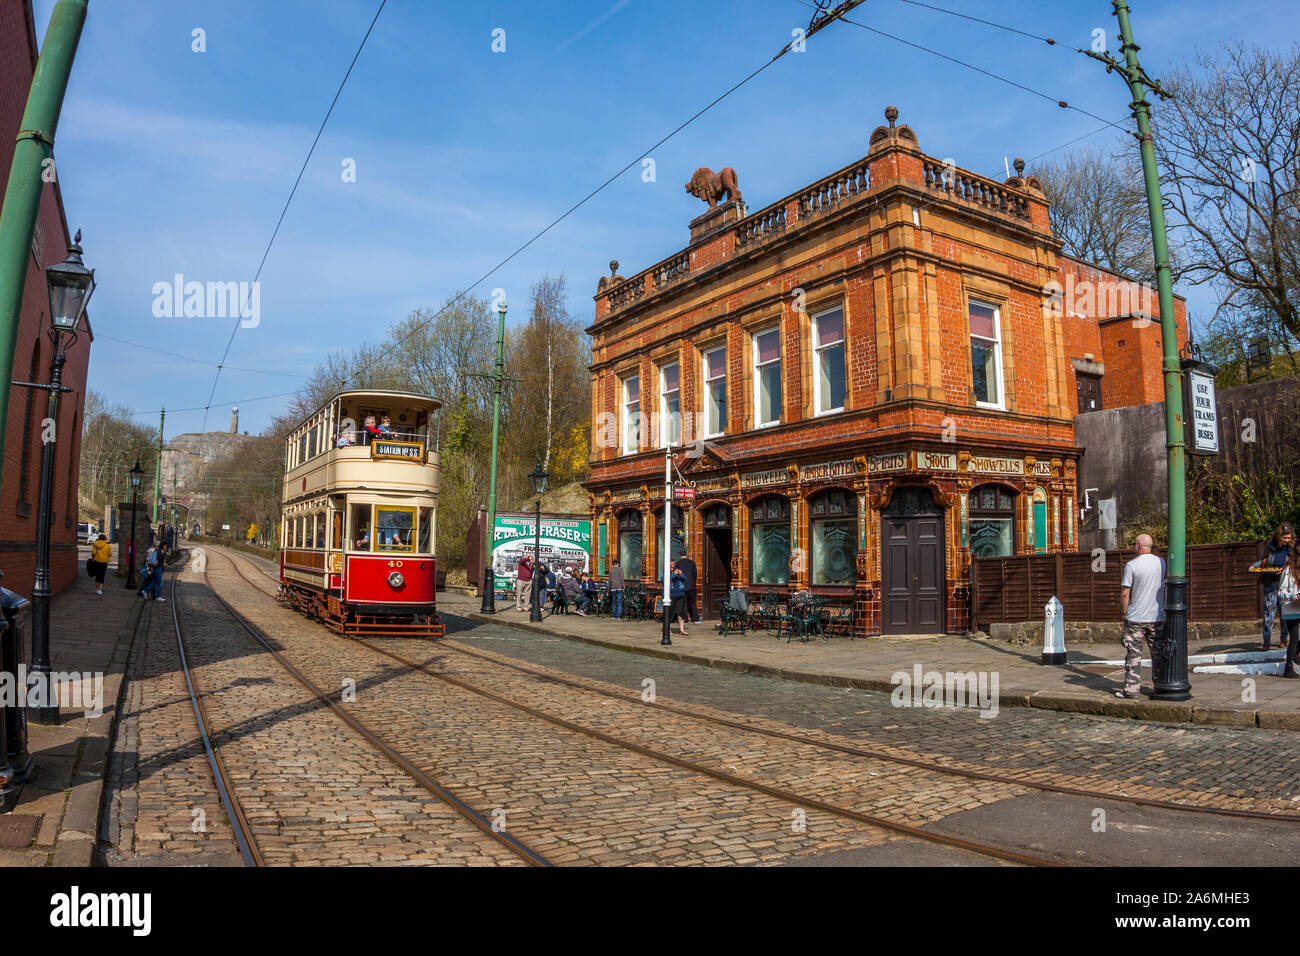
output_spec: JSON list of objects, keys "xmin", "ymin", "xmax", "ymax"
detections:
[
  {"xmin": 752, "ymin": 326, "xmax": 781, "ymax": 429},
  {"xmin": 702, "ymin": 346, "xmax": 726, "ymax": 438},
  {"xmin": 621, "ymin": 374, "xmax": 641, "ymax": 455},
  {"xmin": 811, "ymin": 306, "xmax": 846, "ymax": 416},
  {"xmin": 970, "ymin": 299, "xmax": 1005, "ymax": 411},
  {"xmin": 659, "ymin": 361, "xmax": 681, "ymax": 448}
]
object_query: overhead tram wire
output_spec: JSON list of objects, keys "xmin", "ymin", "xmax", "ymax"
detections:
[
  {"xmin": 97, "ymin": 333, "xmax": 302, "ymax": 379},
  {"xmin": 197, "ymin": 0, "xmax": 389, "ymax": 435},
  {"xmin": 301, "ymin": 0, "xmax": 870, "ymax": 403},
  {"xmin": 889, "ymin": 0, "xmax": 1069, "ymax": 48},
  {"xmin": 122, "ymin": 1, "xmax": 871, "ymax": 424}
]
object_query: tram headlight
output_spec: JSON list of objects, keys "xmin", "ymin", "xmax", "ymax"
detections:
[{"xmin": 387, "ymin": 571, "xmax": 405, "ymax": 589}]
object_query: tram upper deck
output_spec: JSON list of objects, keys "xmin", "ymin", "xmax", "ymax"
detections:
[{"xmin": 283, "ymin": 390, "xmax": 442, "ymax": 504}]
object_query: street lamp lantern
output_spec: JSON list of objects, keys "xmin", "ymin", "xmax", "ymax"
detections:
[
  {"xmin": 45, "ymin": 230, "xmax": 95, "ymax": 334},
  {"xmin": 529, "ymin": 460, "xmax": 549, "ymax": 496},
  {"xmin": 130, "ymin": 460, "xmax": 143, "ymax": 490}
]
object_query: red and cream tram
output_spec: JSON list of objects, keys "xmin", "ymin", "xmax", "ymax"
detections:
[{"xmin": 279, "ymin": 389, "xmax": 444, "ymax": 637}]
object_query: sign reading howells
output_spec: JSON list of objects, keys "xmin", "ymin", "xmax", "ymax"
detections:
[
  {"xmin": 969, "ymin": 455, "xmax": 1024, "ymax": 476},
  {"xmin": 741, "ymin": 468, "xmax": 786, "ymax": 489}
]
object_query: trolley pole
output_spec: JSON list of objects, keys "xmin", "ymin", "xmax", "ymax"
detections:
[
  {"xmin": 1087, "ymin": 0, "xmax": 1189, "ymax": 700},
  {"xmin": 0, "ymin": 0, "xmax": 88, "ymax": 512},
  {"xmin": 661, "ymin": 445, "xmax": 672, "ymax": 646},
  {"xmin": 480, "ymin": 300, "xmax": 507, "ymax": 613}
]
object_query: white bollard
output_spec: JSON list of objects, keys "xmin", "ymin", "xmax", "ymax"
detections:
[{"xmin": 1042, "ymin": 596, "xmax": 1066, "ymax": 665}]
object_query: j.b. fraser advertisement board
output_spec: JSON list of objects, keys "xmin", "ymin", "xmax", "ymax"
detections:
[{"xmin": 490, "ymin": 515, "xmax": 593, "ymax": 592}]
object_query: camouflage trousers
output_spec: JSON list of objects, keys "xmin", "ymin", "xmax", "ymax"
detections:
[
  {"xmin": 1262, "ymin": 583, "xmax": 1281, "ymax": 648},
  {"xmin": 1122, "ymin": 621, "xmax": 1162, "ymax": 695}
]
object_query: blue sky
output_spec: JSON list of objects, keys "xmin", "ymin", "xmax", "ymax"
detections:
[{"xmin": 32, "ymin": 0, "xmax": 1300, "ymax": 438}]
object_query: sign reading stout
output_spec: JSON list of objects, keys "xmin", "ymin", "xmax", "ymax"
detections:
[
  {"xmin": 742, "ymin": 468, "xmax": 786, "ymax": 489},
  {"xmin": 917, "ymin": 451, "xmax": 956, "ymax": 472},
  {"xmin": 968, "ymin": 455, "xmax": 1024, "ymax": 476},
  {"xmin": 801, "ymin": 459, "xmax": 855, "ymax": 482},
  {"xmin": 868, "ymin": 452, "xmax": 909, "ymax": 473},
  {"xmin": 1184, "ymin": 364, "xmax": 1220, "ymax": 455}
]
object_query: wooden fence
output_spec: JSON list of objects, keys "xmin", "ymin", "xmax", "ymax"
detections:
[{"xmin": 970, "ymin": 542, "xmax": 1263, "ymax": 630}]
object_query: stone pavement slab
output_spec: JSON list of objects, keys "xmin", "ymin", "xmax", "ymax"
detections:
[
  {"xmin": 446, "ymin": 593, "xmax": 1300, "ymax": 731},
  {"xmin": 0, "ymin": 544, "xmax": 149, "ymax": 866}
]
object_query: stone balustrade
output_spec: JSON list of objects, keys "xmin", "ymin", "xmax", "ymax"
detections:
[{"xmin": 922, "ymin": 159, "xmax": 1030, "ymax": 221}]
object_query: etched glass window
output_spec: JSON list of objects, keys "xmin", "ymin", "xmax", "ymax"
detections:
[
  {"xmin": 749, "ymin": 495, "xmax": 790, "ymax": 586},
  {"xmin": 654, "ymin": 503, "xmax": 686, "ymax": 578},
  {"xmin": 809, "ymin": 489, "xmax": 856, "ymax": 585},
  {"xmin": 969, "ymin": 484, "xmax": 1015, "ymax": 557},
  {"xmin": 617, "ymin": 510, "xmax": 642, "ymax": 579}
]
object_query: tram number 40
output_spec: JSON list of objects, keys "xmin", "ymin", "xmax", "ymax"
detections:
[{"xmin": 387, "ymin": 560, "xmax": 404, "ymax": 568}]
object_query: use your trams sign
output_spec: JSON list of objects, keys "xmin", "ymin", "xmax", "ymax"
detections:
[{"xmin": 1183, "ymin": 364, "xmax": 1220, "ymax": 455}]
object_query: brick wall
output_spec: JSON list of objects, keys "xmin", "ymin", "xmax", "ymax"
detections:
[{"xmin": 0, "ymin": 0, "xmax": 93, "ymax": 599}]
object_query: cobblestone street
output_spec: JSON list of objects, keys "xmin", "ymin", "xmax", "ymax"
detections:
[{"xmin": 90, "ymin": 546, "xmax": 1300, "ymax": 867}]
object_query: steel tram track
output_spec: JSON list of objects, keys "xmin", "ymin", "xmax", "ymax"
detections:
[
  {"xmin": 214, "ymin": 548, "xmax": 1064, "ymax": 866},
  {"xmin": 171, "ymin": 551, "xmax": 553, "ymax": 867},
  {"xmin": 224, "ymin": 546, "xmax": 1300, "ymax": 827}
]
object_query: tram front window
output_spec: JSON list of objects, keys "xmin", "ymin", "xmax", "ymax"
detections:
[
  {"xmin": 376, "ymin": 506, "xmax": 415, "ymax": 553},
  {"xmin": 351, "ymin": 504, "xmax": 371, "ymax": 550}
]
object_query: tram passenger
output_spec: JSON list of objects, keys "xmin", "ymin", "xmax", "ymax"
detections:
[
  {"xmin": 379, "ymin": 415, "xmax": 395, "ymax": 439},
  {"xmin": 361, "ymin": 416, "xmax": 382, "ymax": 445},
  {"xmin": 355, "ymin": 527, "xmax": 371, "ymax": 550},
  {"xmin": 336, "ymin": 428, "xmax": 355, "ymax": 447}
]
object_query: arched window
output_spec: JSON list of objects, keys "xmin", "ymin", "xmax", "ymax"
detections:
[
  {"xmin": 749, "ymin": 494, "xmax": 790, "ymax": 586},
  {"xmin": 616, "ymin": 510, "xmax": 642, "ymax": 578},
  {"xmin": 809, "ymin": 488, "xmax": 856, "ymax": 585},
  {"xmin": 969, "ymin": 484, "xmax": 1016, "ymax": 557},
  {"xmin": 701, "ymin": 502, "xmax": 731, "ymax": 529},
  {"xmin": 653, "ymin": 503, "xmax": 686, "ymax": 578}
]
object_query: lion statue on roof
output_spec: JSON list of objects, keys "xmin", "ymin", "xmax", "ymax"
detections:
[{"xmin": 685, "ymin": 167, "xmax": 742, "ymax": 208}]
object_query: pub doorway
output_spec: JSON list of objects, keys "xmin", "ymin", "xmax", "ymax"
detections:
[
  {"xmin": 700, "ymin": 502, "xmax": 732, "ymax": 621},
  {"xmin": 881, "ymin": 486, "xmax": 946, "ymax": 634}
]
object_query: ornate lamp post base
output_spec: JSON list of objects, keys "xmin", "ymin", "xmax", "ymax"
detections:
[{"xmin": 1152, "ymin": 577, "xmax": 1191, "ymax": 701}]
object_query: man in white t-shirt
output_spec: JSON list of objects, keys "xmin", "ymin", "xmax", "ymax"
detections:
[{"xmin": 1117, "ymin": 533, "xmax": 1166, "ymax": 698}]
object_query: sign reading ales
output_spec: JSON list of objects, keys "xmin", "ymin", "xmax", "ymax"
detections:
[{"xmin": 371, "ymin": 440, "xmax": 424, "ymax": 461}]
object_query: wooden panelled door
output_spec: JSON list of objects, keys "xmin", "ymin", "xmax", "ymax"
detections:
[
  {"xmin": 1076, "ymin": 372, "xmax": 1102, "ymax": 414},
  {"xmin": 700, "ymin": 503, "xmax": 732, "ymax": 621},
  {"xmin": 882, "ymin": 487, "xmax": 946, "ymax": 634}
]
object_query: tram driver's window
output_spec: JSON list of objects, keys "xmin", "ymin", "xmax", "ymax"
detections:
[
  {"xmin": 375, "ymin": 507, "xmax": 415, "ymax": 553},
  {"xmin": 351, "ymin": 504, "xmax": 372, "ymax": 550}
]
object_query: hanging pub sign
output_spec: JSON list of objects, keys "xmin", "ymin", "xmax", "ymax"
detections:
[{"xmin": 1180, "ymin": 348, "xmax": 1220, "ymax": 456}]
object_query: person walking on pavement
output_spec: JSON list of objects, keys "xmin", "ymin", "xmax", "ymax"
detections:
[
  {"xmin": 669, "ymin": 560, "xmax": 689, "ymax": 636},
  {"xmin": 608, "ymin": 558, "xmax": 625, "ymax": 620},
  {"xmin": 514, "ymin": 553, "xmax": 534, "ymax": 612},
  {"xmin": 1116, "ymin": 533, "xmax": 1165, "ymax": 698},
  {"xmin": 89, "ymin": 533, "xmax": 112, "ymax": 595},
  {"xmin": 677, "ymin": 554, "xmax": 699, "ymax": 623},
  {"xmin": 1274, "ymin": 548, "xmax": 1300, "ymax": 678},
  {"xmin": 1252, "ymin": 523, "xmax": 1294, "ymax": 651}
]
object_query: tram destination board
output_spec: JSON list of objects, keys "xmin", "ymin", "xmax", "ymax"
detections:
[{"xmin": 370, "ymin": 440, "xmax": 425, "ymax": 461}]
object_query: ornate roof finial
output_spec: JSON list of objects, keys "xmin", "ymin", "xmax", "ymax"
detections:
[
  {"xmin": 885, "ymin": 105, "xmax": 899, "ymax": 128},
  {"xmin": 73, "ymin": 228, "xmax": 82, "ymax": 244},
  {"xmin": 609, "ymin": 259, "xmax": 619, "ymax": 275},
  {"xmin": 1013, "ymin": 157, "xmax": 1025, "ymax": 177}
]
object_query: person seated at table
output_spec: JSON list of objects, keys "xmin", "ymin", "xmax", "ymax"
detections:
[
  {"xmin": 560, "ymin": 568, "xmax": 583, "ymax": 614},
  {"xmin": 575, "ymin": 570, "xmax": 598, "ymax": 615}
]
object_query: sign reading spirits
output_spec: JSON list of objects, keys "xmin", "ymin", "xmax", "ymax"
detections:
[{"xmin": 868, "ymin": 452, "xmax": 909, "ymax": 474}]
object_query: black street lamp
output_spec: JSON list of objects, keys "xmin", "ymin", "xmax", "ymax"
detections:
[
  {"xmin": 18, "ymin": 234, "xmax": 94, "ymax": 725},
  {"xmin": 528, "ymin": 461, "xmax": 549, "ymax": 623},
  {"xmin": 124, "ymin": 461, "xmax": 143, "ymax": 590}
]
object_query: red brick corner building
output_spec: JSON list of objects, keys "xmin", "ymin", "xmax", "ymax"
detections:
[
  {"xmin": 584, "ymin": 108, "xmax": 1186, "ymax": 637},
  {"xmin": 0, "ymin": 0, "xmax": 93, "ymax": 598}
]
